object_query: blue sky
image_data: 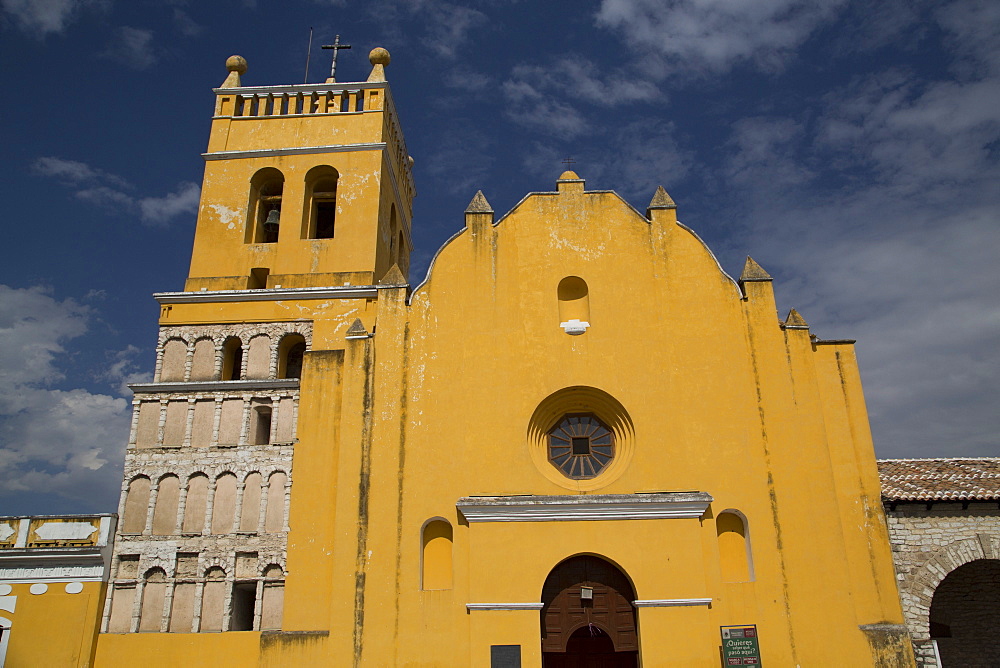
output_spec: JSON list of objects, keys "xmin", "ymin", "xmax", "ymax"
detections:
[{"xmin": 1, "ymin": 0, "xmax": 998, "ymax": 514}]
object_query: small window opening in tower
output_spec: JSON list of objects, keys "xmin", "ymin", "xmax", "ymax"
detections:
[
  {"xmin": 284, "ymin": 342, "xmax": 306, "ymax": 379},
  {"xmin": 253, "ymin": 406, "xmax": 272, "ymax": 445},
  {"xmin": 248, "ymin": 267, "xmax": 269, "ymax": 290},
  {"xmin": 312, "ymin": 177, "xmax": 338, "ymax": 239},
  {"xmin": 229, "ymin": 583, "xmax": 257, "ymax": 631},
  {"xmin": 222, "ymin": 337, "xmax": 243, "ymax": 381}
]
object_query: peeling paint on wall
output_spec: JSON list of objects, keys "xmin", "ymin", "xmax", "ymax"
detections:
[{"xmin": 209, "ymin": 204, "xmax": 241, "ymax": 230}]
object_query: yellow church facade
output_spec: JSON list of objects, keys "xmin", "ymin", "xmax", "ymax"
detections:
[{"xmin": 42, "ymin": 49, "xmax": 915, "ymax": 666}]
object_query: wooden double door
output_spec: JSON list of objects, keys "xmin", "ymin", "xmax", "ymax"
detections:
[{"xmin": 541, "ymin": 555, "xmax": 639, "ymax": 668}]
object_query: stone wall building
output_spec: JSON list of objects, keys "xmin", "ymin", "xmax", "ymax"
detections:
[{"xmin": 880, "ymin": 458, "xmax": 1000, "ymax": 668}]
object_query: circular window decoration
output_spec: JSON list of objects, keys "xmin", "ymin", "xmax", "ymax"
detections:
[
  {"xmin": 528, "ymin": 386, "xmax": 634, "ymax": 491},
  {"xmin": 548, "ymin": 413, "xmax": 615, "ymax": 479}
]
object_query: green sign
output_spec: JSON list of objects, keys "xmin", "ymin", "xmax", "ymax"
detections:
[{"xmin": 721, "ymin": 625, "xmax": 761, "ymax": 666}]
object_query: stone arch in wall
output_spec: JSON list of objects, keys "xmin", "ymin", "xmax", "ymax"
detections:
[
  {"xmin": 151, "ymin": 474, "xmax": 180, "ymax": 535},
  {"xmin": 930, "ymin": 559, "xmax": 1000, "ymax": 666},
  {"xmin": 189, "ymin": 337, "xmax": 216, "ymax": 381},
  {"xmin": 160, "ymin": 338, "xmax": 187, "ymax": 382},
  {"xmin": 264, "ymin": 471, "xmax": 288, "ymax": 533},
  {"xmin": 121, "ymin": 476, "xmax": 151, "ymax": 534},
  {"xmin": 245, "ymin": 334, "xmax": 271, "ymax": 379},
  {"xmin": 261, "ymin": 564, "xmax": 285, "ymax": 630},
  {"xmin": 540, "ymin": 554, "xmax": 639, "ymax": 668},
  {"xmin": 900, "ymin": 534, "xmax": 1000, "ymax": 665},
  {"xmin": 139, "ymin": 568, "xmax": 167, "ymax": 632}
]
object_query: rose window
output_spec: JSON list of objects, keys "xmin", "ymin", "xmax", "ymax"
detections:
[{"xmin": 547, "ymin": 414, "xmax": 615, "ymax": 479}]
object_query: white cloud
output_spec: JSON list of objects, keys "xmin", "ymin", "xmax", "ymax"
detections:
[
  {"xmin": 0, "ymin": 285, "xmax": 88, "ymax": 390},
  {"xmin": 502, "ymin": 56, "xmax": 663, "ymax": 139},
  {"xmin": 0, "ymin": 285, "xmax": 130, "ymax": 509},
  {"xmin": 502, "ymin": 78, "xmax": 591, "ymax": 139},
  {"xmin": 103, "ymin": 26, "xmax": 156, "ymax": 70},
  {"xmin": 33, "ymin": 156, "xmax": 199, "ymax": 226},
  {"xmin": 507, "ymin": 58, "xmax": 662, "ymax": 107},
  {"xmin": 712, "ymin": 20, "xmax": 1000, "ymax": 459},
  {"xmin": 1, "ymin": 0, "xmax": 83, "ymax": 35},
  {"xmin": 425, "ymin": 3, "xmax": 487, "ymax": 59},
  {"xmin": 687, "ymin": 3, "xmax": 1000, "ymax": 461},
  {"xmin": 725, "ymin": 117, "xmax": 815, "ymax": 190},
  {"xmin": 442, "ymin": 67, "xmax": 493, "ymax": 92},
  {"xmin": 102, "ymin": 344, "xmax": 152, "ymax": 395},
  {"xmin": 817, "ymin": 73, "xmax": 1000, "ymax": 196},
  {"xmin": 172, "ymin": 8, "xmax": 203, "ymax": 37},
  {"xmin": 33, "ymin": 156, "xmax": 130, "ymax": 189},
  {"xmin": 138, "ymin": 181, "xmax": 201, "ymax": 225},
  {"xmin": 595, "ymin": 0, "xmax": 847, "ymax": 75},
  {"xmin": 935, "ymin": 0, "xmax": 1000, "ymax": 75}
]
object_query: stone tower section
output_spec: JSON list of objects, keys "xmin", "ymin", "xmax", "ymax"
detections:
[{"xmin": 100, "ymin": 50, "xmax": 411, "ymax": 637}]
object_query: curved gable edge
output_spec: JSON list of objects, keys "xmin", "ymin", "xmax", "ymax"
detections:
[
  {"xmin": 410, "ymin": 190, "xmax": 745, "ymax": 305},
  {"xmin": 675, "ymin": 221, "xmax": 744, "ymax": 300}
]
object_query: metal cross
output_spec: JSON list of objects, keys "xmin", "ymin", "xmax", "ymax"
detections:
[
  {"xmin": 562, "ymin": 157, "xmax": 576, "ymax": 168},
  {"xmin": 321, "ymin": 35, "xmax": 352, "ymax": 82}
]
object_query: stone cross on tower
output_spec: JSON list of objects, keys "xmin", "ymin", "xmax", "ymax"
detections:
[{"xmin": 321, "ymin": 35, "xmax": 351, "ymax": 83}]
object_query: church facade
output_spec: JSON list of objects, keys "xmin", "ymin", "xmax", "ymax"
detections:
[{"xmin": 5, "ymin": 49, "xmax": 941, "ymax": 666}]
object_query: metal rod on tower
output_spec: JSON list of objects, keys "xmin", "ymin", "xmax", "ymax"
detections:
[{"xmin": 304, "ymin": 27, "xmax": 314, "ymax": 83}]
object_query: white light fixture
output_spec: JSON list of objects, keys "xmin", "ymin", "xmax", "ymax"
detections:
[{"xmin": 560, "ymin": 319, "xmax": 590, "ymax": 335}]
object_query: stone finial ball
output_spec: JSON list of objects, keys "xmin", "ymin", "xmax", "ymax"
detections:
[
  {"xmin": 226, "ymin": 55, "xmax": 248, "ymax": 74},
  {"xmin": 369, "ymin": 47, "xmax": 391, "ymax": 66}
]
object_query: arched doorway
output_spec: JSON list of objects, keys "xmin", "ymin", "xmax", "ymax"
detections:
[
  {"xmin": 541, "ymin": 555, "xmax": 639, "ymax": 668},
  {"xmin": 929, "ymin": 559, "xmax": 1000, "ymax": 667}
]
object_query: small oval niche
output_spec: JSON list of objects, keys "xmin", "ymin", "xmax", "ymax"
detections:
[{"xmin": 558, "ymin": 277, "xmax": 590, "ymax": 332}]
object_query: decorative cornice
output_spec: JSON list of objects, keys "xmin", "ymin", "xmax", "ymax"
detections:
[
  {"xmin": 466, "ymin": 603, "xmax": 545, "ymax": 611},
  {"xmin": 130, "ymin": 379, "xmax": 300, "ymax": 394},
  {"xmin": 154, "ymin": 285, "xmax": 378, "ymax": 304},
  {"xmin": 456, "ymin": 492, "xmax": 712, "ymax": 523},
  {"xmin": 633, "ymin": 598, "xmax": 713, "ymax": 607},
  {"xmin": 203, "ymin": 142, "xmax": 386, "ymax": 161}
]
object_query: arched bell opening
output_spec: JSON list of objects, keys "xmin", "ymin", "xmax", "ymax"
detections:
[{"xmin": 540, "ymin": 554, "xmax": 639, "ymax": 668}]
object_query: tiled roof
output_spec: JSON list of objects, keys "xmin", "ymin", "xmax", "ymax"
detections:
[{"xmin": 878, "ymin": 458, "xmax": 1000, "ymax": 502}]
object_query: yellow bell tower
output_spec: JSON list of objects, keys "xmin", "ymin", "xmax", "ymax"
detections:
[{"xmin": 186, "ymin": 48, "xmax": 414, "ymax": 291}]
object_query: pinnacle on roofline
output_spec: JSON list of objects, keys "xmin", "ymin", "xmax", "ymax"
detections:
[
  {"xmin": 647, "ymin": 186, "xmax": 676, "ymax": 210},
  {"xmin": 221, "ymin": 55, "xmax": 247, "ymax": 88},
  {"xmin": 367, "ymin": 47, "xmax": 390, "ymax": 82},
  {"xmin": 740, "ymin": 257, "xmax": 773, "ymax": 282},
  {"xmin": 379, "ymin": 264, "xmax": 407, "ymax": 286},
  {"xmin": 784, "ymin": 309, "xmax": 809, "ymax": 329},
  {"xmin": 346, "ymin": 318, "xmax": 368, "ymax": 337},
  {"xmin": 465, "ymin": 190, "xmax": 493, "ymax": 214}
]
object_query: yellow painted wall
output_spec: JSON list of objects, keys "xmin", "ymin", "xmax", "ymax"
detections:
[
  {"xmin": 3, "ymin": 582, "xmax": 105, "ymax": 667},
  {"xmin": 85, "ymin": 54, "xmax": 913, "ymax": 667}
]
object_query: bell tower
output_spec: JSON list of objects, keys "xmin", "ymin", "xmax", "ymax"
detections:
[{"xmin": 186, "ymin": 47, "xmax": 414, "ymax": 291}]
